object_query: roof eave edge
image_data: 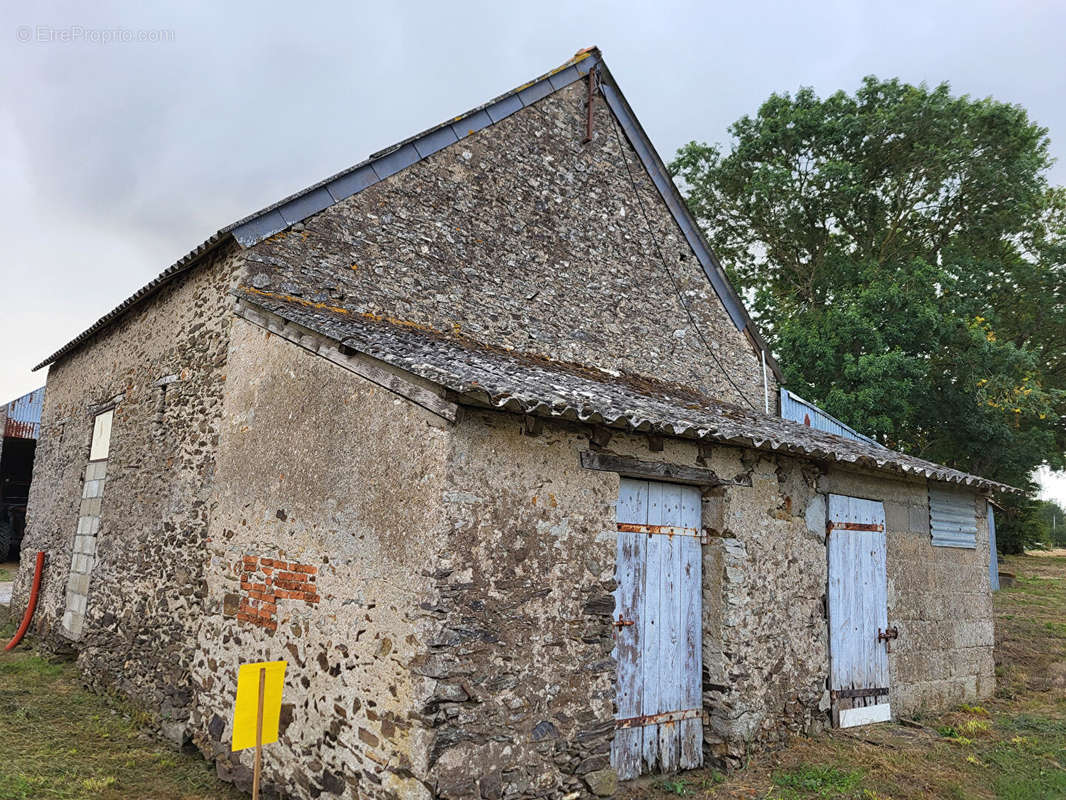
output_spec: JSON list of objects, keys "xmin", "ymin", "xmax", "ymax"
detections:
[
  {"xmin": 237, "ymin": 292, "xmax": 1014, "ymax": 496},
  {"xmin": 33, "ymin": 231, "xmax": 237, "ymax": 371}
]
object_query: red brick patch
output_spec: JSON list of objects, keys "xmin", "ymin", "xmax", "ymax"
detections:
[{"xmin": 228, "ymin": 555, "xmax": 320, "ymax": 630}]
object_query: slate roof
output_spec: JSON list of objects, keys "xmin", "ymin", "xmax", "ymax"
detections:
[
  {"xmin": 35, "ymin": 47, "xmax": 778, "ymax": 376},
  {"xmin": 236, "ymin": 288, "xmax": 1015, "ymax": 494}
]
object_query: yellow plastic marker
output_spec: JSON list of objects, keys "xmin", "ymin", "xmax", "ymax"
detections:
[
  {"xmin": 233, "ymin": 660, "xmax": 287, "ymax": 800},
  {"xmin": 232, "ymin": 660, "xmax": 287, "ymax": 752}
]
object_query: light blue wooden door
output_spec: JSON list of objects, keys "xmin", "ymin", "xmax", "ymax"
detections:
[
  {"xmin": 611, "ymin": 478, "xmax": 703, "ymax": 779},
  {"xmin": 827, "ymin": 494, "xmax": 891, "ymax": 728}
]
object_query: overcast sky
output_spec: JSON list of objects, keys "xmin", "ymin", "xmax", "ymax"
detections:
[{"xmin": 2, "ymin": 1, "xmax": 1064, "ymax": 500}]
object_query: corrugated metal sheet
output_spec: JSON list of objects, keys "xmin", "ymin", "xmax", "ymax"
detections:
[
  {"xmin": 3, "ymin": 386, "xmax": 45, "ymax": 439},
  {"xmin": 780, "ymin": 389, "xmax": 883, "ymax": 447},
  {"xmin": 930, "ymin": 483, "xmax": 978, "ymax": 549},
  {"xmin": 988, "ymin": 504, "xmax": 1000, "ymax": 590}
]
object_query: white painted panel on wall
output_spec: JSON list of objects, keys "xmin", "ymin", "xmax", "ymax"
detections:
[
  {"xmin": 839, "ymin": 703, "xmax": 892, "ymax": 727},
  {"xmin": 89, "ymin": 409, "xmax": 114, "ymax": 461}
]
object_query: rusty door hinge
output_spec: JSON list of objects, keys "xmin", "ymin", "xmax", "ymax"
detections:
[
  {"xmin": 615, "ymin": 523, "xmax": 708, "ymax": 543},
  {"xmin": 613, "ymin": 615, "xmax": 635, "ymax": 630},
  {"xmin": 878, "ymin": 626, "xmax": 899, "ymax": 652},
  {"xmin": 615, "ymin": 707, "xmax": 706, "ymax": 730}
]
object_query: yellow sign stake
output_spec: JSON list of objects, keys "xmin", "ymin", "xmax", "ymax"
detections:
[{"xmin": 232, "ymin": 660, "xmax": 287, "ymax": 800}]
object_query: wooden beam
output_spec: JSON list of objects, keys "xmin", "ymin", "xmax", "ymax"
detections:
[{"xmin": 579, "ymin": 450, "xmax": 727, "ymax": 486}]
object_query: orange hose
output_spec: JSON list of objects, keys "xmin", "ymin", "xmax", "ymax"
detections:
[{"xmin": 6, "ymin": 551, "xmax": 45, "ymax": 651}]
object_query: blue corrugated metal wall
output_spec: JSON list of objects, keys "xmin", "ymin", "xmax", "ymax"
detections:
[
  {"xmin": 3, "ymin": 386, "xmax": 45, "ymax": 439},
  {"xmin": 988, "ymin": 505, "xmax": 1000, "ymax": 591},
  {"xmin": 779, "ymin": 388, "xmax": 883, "ymax": 447}
]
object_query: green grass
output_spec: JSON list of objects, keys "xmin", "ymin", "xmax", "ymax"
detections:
[
  {"xmin": 1044, "ymin": 621, "xmax": 1066, "ymax": 638},
  {"xmin": 769, "ymin": 765, "xmax": 864, "ymax": 798},
  {"xmin": 981, "ymin": 714, "xmax": 1066, "ymax": 799},
  {"xmin": 655, "ymin": 774, "xmax": 726, "ymax": 796},
  {"xmin": 658, "ymin": 778, "xmax": 691, "ymax": 795},
  {"xmin": 0, "ymin": 642, "xmax": 241, "ymax": 800}
]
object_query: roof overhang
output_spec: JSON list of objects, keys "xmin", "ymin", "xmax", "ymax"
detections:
[{"xmin": 234, "ymin": 289, "xmax": 1017, "ymax": 496}]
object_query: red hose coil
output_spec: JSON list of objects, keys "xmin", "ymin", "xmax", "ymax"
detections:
[{"xmin": 6, "ymin": 551, "xmax": 45, "ymax": 651}]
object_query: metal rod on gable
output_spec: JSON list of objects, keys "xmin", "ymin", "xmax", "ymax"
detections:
[{"xmin": 583, "ymin": 67, "xmax": 597, "ymax": 143}]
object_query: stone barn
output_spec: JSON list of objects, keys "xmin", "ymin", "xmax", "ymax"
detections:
[{"xmin": 15, "ymin": 48, "xmax": 1009, "ymax": 799}]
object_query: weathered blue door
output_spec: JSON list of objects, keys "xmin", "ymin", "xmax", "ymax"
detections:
[
  {"xmin": 827, "ymin": 494, "xmax": 892, "ymax": 728},
  {"xmin": 611, "ymin": 479, "xmax": 703, "ymax": 779}
]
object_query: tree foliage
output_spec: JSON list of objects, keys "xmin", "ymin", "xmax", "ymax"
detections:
[
  {"xmin": 998, "ymin": 498, "xmax": 1066, "ymax": 554},
  {"xmin": 1041, "ymin": 499, "xmax": 1066, "ymax": 548},
  {"xmin": 671, "ymin": 77, "xmax": 1066, "ymax": 512}
]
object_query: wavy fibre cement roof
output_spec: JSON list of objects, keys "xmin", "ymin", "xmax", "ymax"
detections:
[
  {"xmin": 235, "ymin": 288, "xmax": 1014, "ymax": 495},
  {"xmin": 35, "ymin": 47, "xmax": 778, "ymax": 379},
  {"xmin": 32, "ymin": 232, "xmax": 231, "ymax": 370}
]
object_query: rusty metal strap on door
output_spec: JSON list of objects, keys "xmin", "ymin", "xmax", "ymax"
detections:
[
  {"xmin": 827, "ymin": 522, "xmax": 885, "ymax": 532},
  {"xmin": 615, "ymin": 707, "xmax": 706, "ymax": 730},
  {"xmin": 831, "ymin": 687, "xmax": 889, "ymax": 700},
  {"xmin": 616, "ymin": 523, "xmax": 708, "ymax": 543}
]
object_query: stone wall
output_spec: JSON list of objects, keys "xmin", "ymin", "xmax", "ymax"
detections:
[
  {"xmin": 703, "ymin": 460, "xmax": 994, "ymax": 766},
  {"xmin": 425, "ymin": 411, "xmax": 622, "ymax": 799},
  {"xmin": 188, "ymin": 358, "xmax": 993, "ymax": 795},
  {"xmin": 421, "ymin": 415, "xmax": 828, "ymax": 795},
  {"xmin": 13, "ymin": 243, "xmax": 241, "ymax": 727},
  {"xmin": 819, "ymin": 468, "xmax": 995, "ymax": 715},
  {"xmin": 701, "ymin": 453, "xmax": 831, "ymax": 766},
  {"xmin": 191, "ymin": 317, "xmax": 452, "ymax": 799},
  {"xmin": 16, "ymin": 246, "xmax": 992, "ymax": 798},
  {"xmin": 242, "ymin": 79, "xmax": 775, "ymax": 411}
]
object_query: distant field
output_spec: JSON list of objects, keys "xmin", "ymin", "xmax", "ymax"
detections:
[{"xmin": 626, "ymin": 553, "xmax": 1066, "ymax": 799}]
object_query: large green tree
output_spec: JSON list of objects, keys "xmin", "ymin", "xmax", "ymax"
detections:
[{"xmin": 671, "ymin": 77, "xmax": 1065, "ymax": 546}]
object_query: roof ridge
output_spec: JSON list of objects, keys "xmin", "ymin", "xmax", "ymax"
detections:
[
  {"xmin": 34, "ymin": 45, "xmax": 781, "ymax": 388},
  {"xmin": 33, "ymin": 48, "xmax": 600, "ymax": 372},
  {"xmin": 223, "ymin": 48, "xmax": 601, "ymax": 246}
]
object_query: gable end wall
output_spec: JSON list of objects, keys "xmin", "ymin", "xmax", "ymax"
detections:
[{"xmin": 242, "ymin": 79, "xmax": 774, "ymax": 410}]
